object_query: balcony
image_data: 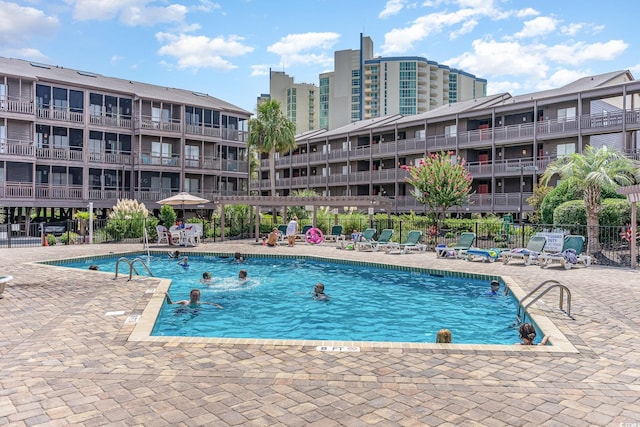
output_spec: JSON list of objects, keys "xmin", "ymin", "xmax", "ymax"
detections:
[
  {"xmin": 88, "ymin": 152, "xmax": 132, "ymax": 165},
  {"xmin": 36, "ymin": 108, "xmax": 85, "ymax": 124},
  {"xmin": 185, "ymin": 157, "xmax": 221, "ymax": 170},
  {"xmin": 88, "ymin": 189, "xmax": 131, "ymax": 200},
  {"xmin": 221, "ymin": 159, "xmax": 248, "ymax": 173},
  {"xmin": 35, "ymin": 184, "xmax": 83, "ymax": 200},
  {"xmin": 36, "ymin": 147, "xmax": 83, "ymax": 162},
  {"xmin": 139, "ymin": 153, "xmax": 180, "ymax": 167},
  {"xmin": 135, "ymin": 116, "xmax": 181, "ymax": 133},
  {"xmin": 185, "ymin": 124, "xmax": 221, "ymax": 138},
  {"xmin": 1, "ymin": 96, "xmax": 33, "ymax": 115},
  {"xmin": 2, "ymin": 139, "xmax": 35, "ymax": 157},
  {"xmin": 89, "ymin": 114, "xmax": 133, "ymax": 130}
]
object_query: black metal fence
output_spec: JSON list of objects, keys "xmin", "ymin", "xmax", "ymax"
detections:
[{"xmin": 2, "ymin": 217, "xmax": 637, "ymax": 268}]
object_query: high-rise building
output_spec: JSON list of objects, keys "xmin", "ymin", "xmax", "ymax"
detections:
[
  {"xmin": 268, "ymin": 70, "xmax": 319, "ymax": 133},
  {"xmin": 266, "ymin": 34, "xmax": 486, "ymax": 131}
]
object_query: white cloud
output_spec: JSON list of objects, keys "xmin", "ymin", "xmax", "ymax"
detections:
[
  {"xmin": 379, "ymin": 0, "xmax": 406, "ymax": 19},
  {"xmin": 111, "ymin": 55, "xmax": 123, "ymax": 65},
  {"xmin": 192, "ymin": 0, "xmax": 221, "ymax": 12},
  {"xmin": 536, "ymin": 69, "xmax": 589, "ymax": 91},
  {"xmin": 486, "ymin": 80, "xmax": 522, "ymax": 95},
  {"xmin": 70, "ymin": 0, "xmax": 188, "ymax": 26},
  {"xmin": 450, "ymin": 19, "xmax": 477, "ymax": 39},
  {"xmin": 4, "ymin": 47, "xmax": 48, "ymax": 62},
  {"xmin": 0, "ymin": 1, "xmax": 58, "ymax": 45},
  {"xmin": 267, "ymin": 32, "xmax": 340, "ymax": 67},
  {"xmin": 156, "ymin": 32, "xmax": 254, "ymax": 71},
  {"xmin": 514, "ymin": 7, "xmax": 539, "ymax": 18},
  {"xmin": 545, "ymin": 40, "xmax": 628, "ymax": 65},
  {"xmin": 250, "ymin": 64, "xmax": 270, "ymax": 77},
  {"xmin": 629, "ymin": 64, "xmax": 640, "ymax": 75},
  {"xmin": 513, "ymin": 16, "xmax": 558, "ymax": 39}
]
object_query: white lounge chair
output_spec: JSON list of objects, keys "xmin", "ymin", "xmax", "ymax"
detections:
[
  {"xmin": 502, "ymin": 236, "xmax": 547, "ymax": 265},
  {"xmin": 538, "ymin": 235, "xmax": 591, "ymax": 269}
]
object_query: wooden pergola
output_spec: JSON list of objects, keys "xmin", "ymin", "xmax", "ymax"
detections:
[
  {"xmin": 214, "ymin": 195, "xmax": 393, "ymax": 241},
  {"xmin": 616, "ymin": 184, "xmax": 640, "ymax": 268}
]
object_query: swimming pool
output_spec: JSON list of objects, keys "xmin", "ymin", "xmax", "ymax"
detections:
[{"xmin": 58, "ymin": 253, "xmax": 537, "ymax": 345}]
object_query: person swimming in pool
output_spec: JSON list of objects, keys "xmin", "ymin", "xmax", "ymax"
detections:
[
  {"xmin": 234, "ymin": 252, "xmax": 245, "ymax": 263},
  {"xmin": 178, "ymin": 256, "xmax": 189, "ymax": 268},
  {"xmin": 165, "ymin": 288, "xmax": 223, "ymax": 309},
  {"xmin": 200, "ymin": 272, "xmax": 213, "ymax": 284},
  {"xmin": 517, "ymin": 322, "xmax": 549, "ymax": 346},
  {"xmin": 238, "ymin": 270, "xmax": 248, "ymax": 282},
  {"xmin": 488, "ymin": 280, "xmax": 500, "ymax": 296},
  {"xmin": 168, "ymin": 250, "xmax": 181, "ymax": 259},
  {"xmin": 312, "ymin": 283, "xmax": 330, "ymax": 301}
]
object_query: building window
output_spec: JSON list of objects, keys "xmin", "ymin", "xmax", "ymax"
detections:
[
  {"xmin": 557, "ymin": 143, "xmax": 575, "ymax": 158},
  {"xmin": 558, "ymin": 107, "xmax": 576, "ymax": 122}
]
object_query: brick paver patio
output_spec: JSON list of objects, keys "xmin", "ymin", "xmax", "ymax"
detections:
[{"xmin": 1, "ymin": 242, "xmax": 639, "ymax": 426}]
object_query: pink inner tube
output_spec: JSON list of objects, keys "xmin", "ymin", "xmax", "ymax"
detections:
[{"xmin": 305, "ymin": 227, "xmax": 324, "ymax": 244}]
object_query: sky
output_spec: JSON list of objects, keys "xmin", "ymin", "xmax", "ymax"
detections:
[{"xmin": 1, "ymin": 0, "xmax": 638, "ymax": 115}]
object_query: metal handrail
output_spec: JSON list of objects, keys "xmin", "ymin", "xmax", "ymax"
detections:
[
  {"xmin": 516, "ymin": 279, "xmax": 572, "ymax": 323},
  {"xmin": 114, "ymin": 257, "xmax": 153, "ymax": 281}
]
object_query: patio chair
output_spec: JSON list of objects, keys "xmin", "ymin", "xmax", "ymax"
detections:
[
  {"xmin": 502, "ymin": 235, "xmax": 547, "ymax": 265},
  {"xmin": 382, "ymin": 230, "xmax": 426, "ymax": 254},
  {"xmin": 358, "ymin": 228, "xmax": 394, "ymax": 252},
  {"xmin": 538, "ymin": 235, "xmax": 591, "ymax": 269},
  {"xmin": 435, "ymin": 232, "xmax": 476, "ymax": 258},
  {"xmin": 156, "ymin": 225, "xmax": 170, "ymax": 246},
  {"xmin": 324, "ymin": 225, "xmax": 345, "ymax": 243}
]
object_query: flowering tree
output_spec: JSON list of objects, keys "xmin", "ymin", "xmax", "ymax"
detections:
[
  {"xmin": 402, "ymin": 151, "xmax": 474, "ymax": 226},
  {"xmin": 106, "ymin": 199, "xmax": 152, "ymax": 240}
]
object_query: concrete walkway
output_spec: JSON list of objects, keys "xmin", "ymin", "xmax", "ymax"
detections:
[{"xmin": 1, "ymin": 241, "xmax": 639, "ymax": 426}]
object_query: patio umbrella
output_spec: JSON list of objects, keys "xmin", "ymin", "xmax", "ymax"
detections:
[{"xmin": 157, "ymin": 192, "xmax": 210, "ymax": 218}]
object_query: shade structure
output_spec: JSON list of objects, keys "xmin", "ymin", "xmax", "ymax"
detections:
[{"xmin": 157, "ymin": 192, "xmax": 210, "ymax": 217}]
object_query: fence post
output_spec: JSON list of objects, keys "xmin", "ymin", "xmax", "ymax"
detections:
[
  {"xmin": 521, "ymin": 222, "xmax": 526, "ymax": 248},
  {"xmin": 7, "ymin": 221, "xmax": 11, "ymax": 249},
  {"xmin": 213, "ymin": 219, "xmax": 216, "ymax": 242},
  {"xmin": 399, "ymin": 220, "xmax": 403, "ymax": 243}
]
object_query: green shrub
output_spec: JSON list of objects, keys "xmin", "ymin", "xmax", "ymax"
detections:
[
  {"xmin": 553, "ymin": 200, "xmax": 586, "ymax": 225},
  {"xmin": 106, "ymin": 199, "xmax": 150, "ymax": 240},
  {"xmin": 60, "ymin": 232, "xmax": 78, "ymax": 245},
  {"xmin": 46, "ymin": 234, "xmax": 57, "ymax": 246}
]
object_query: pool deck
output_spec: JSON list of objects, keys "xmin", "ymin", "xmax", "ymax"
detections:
[{"xmin": 1, "ymin": 241, "xmax": 640, "ymax": 426}]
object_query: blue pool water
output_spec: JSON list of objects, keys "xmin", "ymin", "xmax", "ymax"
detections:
[{"xmin": 58, "ymin": 253, "xmax": 534, "ymax": 345}]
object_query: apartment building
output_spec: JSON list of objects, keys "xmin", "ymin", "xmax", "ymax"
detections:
[
  {"xmin": 252, "ymin": 70, "xmax": 640, "ymax": 218},
  {"xmin": 0, "ymin": 57, "xmax": 251, "ymax": 220}
]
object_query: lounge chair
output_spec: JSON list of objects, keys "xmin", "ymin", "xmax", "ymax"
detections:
[
  {"xmin": 538, "ymin": 235, "xmax": 592, "ymax": 269},
  {"xmin": 324, "ymin": 225, "xmax": 345, "ymax": 243},
  {"xmin": 502, "ymin": 236, "xmax": 547, "ymax": 265},
  {"xmin": 382, "ymin": 230, "xmax": 426, "ymax": 254},
  {"xmin": 277, "ymin": 224, "xmax": 288, "ymax": 242},
  {"xmin": 297, "ymin": 224, "xmax": 313, "ymax": 241},
  {"xmin": 436, "ymin": 232, "xmax": 476, "ymax": 258},
  {"xmin": 357, "ymin": 228, "xmax": 394, "ymax": 252},
  {"xmin": 0, "ymin": 275, "xmax": 12, "ymax": 298},
  {"xmin": 464, "ymin": 247, "xmax": 503, "ymax": 263},
  {"xmin": 347, "ymin": 228, "xmax": 376, "ymax": 249}
]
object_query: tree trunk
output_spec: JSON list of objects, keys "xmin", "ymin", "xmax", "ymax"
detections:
[{"xmin": 585, "ymin": 185, "xmax": 601, "ymax": 255}]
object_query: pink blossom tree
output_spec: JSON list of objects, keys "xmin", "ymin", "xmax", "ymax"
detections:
[{"xmin": 402, "ymin": 151, "xmax": 474, "ymax": 227}]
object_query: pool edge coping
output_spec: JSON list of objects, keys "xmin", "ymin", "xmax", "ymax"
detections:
[{"xmin": 35, "ymin": 250, "xmax": 579, "ymax": 354}]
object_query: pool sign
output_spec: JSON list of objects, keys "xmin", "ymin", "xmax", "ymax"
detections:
[
  {"xmin": 316, "ymin": 346, "xmax": 360, "ymax": 352},
  {"xmin": 535, "ymin": 232, "xmax": 565, "ymax": 252}
]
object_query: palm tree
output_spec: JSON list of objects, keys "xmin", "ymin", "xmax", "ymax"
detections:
[
  {"xmin": 541, "ymin": 145, "xmax": 637, "ymax": 255},
  {"xmin": 247, "ymin": 100, "xmax": 296, "ymax": 197}
]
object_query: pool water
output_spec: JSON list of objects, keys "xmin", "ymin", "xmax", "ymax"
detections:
[{"xmin": 61, "ymin": 254, "xmax": 531, "ymax": 345}]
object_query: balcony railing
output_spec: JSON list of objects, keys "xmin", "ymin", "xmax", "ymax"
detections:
[
  {"xmin": 35, "ymin": 185, "xmax": 83, "ymax": 199},
  {"xmin": 139, "ymin": 153, "xmax": 180, "ymax": 166},
  {"xmin": 2, "ymin": 139, "xmax": 35, "ymax": 157},
  {"xmin": 88, "ymin": 152, "xmax": 132, "ymax": 165},
  {"xmin": 5, "ymin": 183, "xmax": 33, "ymax": 198},
  {"xmin": 89, "ymin": 114, "xmax": 133, "ymax": 129},
  {"xmin": 185, "ymin": 157, "xmax": 221, "ymax": 170},
  {"xmin": 36, "ymin": 108, "xmax": 84, "ymax": 124},
  {"xmin": 136, "ymin": 116, "xmax": 181, "ymax": 133},
  {"xmin": 36, "ymin": 147, "xmax": 83, "ymax": 161},
  {"xmin": 1, "ymin": 96, "xmax": 33, "ymax": 114}
]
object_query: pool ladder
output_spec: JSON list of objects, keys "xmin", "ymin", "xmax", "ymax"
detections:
[
  {"xmin": 516, "ymin": 279, "xmax": 572, "ymax": 324},
  {"xmin": 114, "ymin": 257, "xmax": 154, "ymax": 281}
]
